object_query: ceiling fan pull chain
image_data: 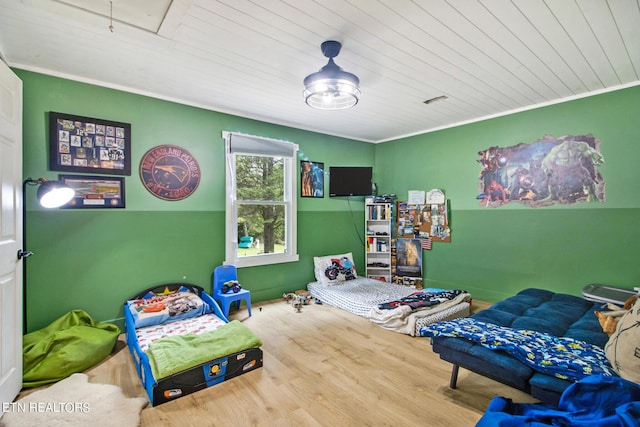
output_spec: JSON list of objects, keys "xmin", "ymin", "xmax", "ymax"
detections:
[{"xmin": 109, "ymin": 1, "xmax": 114, "ymax": 33}]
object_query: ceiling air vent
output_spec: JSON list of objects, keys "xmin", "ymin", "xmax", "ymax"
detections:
[{"xmin": 423, "ymin": 95, "xmax": 448, "ymax": 104}]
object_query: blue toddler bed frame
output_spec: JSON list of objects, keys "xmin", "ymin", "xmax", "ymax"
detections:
[{"xmin": 124, "ymin": 283, "xmax": 263, "ymax": 406}]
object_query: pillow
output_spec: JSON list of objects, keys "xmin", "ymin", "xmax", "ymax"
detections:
[
  {"xmin": 313, "ymin": 253, "xmax": 357, "ymax": 285},
  {"xmin": 126, "ymin": 286, "xmax": 209, "ymax": 328},
  {"xmin": 604, "ymin": 296, "xmax": 640, "ymax": 383}
]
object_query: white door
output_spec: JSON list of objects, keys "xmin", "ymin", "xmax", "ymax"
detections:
[{"xmin": 0, "ymin": 60, "xmax": 23, "ymax": 405}]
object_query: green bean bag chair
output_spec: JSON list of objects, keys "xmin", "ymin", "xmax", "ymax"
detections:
[{"xmin": 23, "ymin": 309, "xmax": 121, "ymax": 388}]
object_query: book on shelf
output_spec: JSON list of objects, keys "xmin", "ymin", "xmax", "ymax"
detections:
[
  {"xmin": 367, "ymin": 203, "xmax": 391, "ymax": 220},
  {"xmin": 367, "ymin": 236, "xmax": 389, "ymax": 253}
]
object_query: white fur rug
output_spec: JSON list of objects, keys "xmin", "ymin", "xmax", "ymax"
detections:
[{"xmin": 1, "ymin": 373, "xmax": 147, "ymax": 427}]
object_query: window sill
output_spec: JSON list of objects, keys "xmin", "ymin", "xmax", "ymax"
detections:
[{"xmin": 229, "ymin": 253, "xmax": 300, "ymax": 268}]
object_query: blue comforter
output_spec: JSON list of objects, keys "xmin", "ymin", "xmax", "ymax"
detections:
[
  {"xmin": 476, "ymin": 374, "xmax": 640, "ymax": 426},
  {"xmin": 421, "ymin": 317, "xmax": 616, "ymax": 381}
]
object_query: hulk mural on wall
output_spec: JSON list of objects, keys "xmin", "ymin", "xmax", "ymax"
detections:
[{"xmin": 477, "ymin": 134, "xmax": 605, "ymax": 208}]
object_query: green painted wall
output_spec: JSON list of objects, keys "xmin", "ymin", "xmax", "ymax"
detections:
[
  {"xmin": 18, "ymin": 70, "xmax": 374, "ymax": 332},
  {"xmin": 375, "ymin": 85, "xmax": 640, "ymax": 302},
  {"xmin": 18, "ymin": 68, "xmax": 640, "ymax": 332}
]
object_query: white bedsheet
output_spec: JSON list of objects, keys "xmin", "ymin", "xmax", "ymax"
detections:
[
  {"xmin": 370, "ymin": 293, "xmax": 471, "ymax": 336},
  {"xmin": 307, "ymin": 277, "xmax": 471, "ymax": 335},
  {"xmin": 308, "ymin": 277, "xmax": 418, "ymax": 317},
  {"xmin": 135, "ymin": 313, "xmax": 227, "ymax": 353}
]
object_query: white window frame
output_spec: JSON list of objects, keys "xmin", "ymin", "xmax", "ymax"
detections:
[{"xmin": 223, "ymin": 131, "xmax": 299, "ymax": 268}]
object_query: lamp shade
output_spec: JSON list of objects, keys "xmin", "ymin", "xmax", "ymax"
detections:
[
  {"xmin": 303, "ymin": 41, "xmax": 361, "ymax": 110},
  {"xmin": 36, "ymin": 180, "xmax": 75, "ymax": 208}
]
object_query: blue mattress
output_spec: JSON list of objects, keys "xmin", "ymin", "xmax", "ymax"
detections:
[{"xmin": 429, "ymin": 288, "xmax": 611, "ymax": 404}]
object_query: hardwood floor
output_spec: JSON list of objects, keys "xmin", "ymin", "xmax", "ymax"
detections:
[{"xmin": 23, "ymin": 299, "xmax": 539, "ymax": 426}]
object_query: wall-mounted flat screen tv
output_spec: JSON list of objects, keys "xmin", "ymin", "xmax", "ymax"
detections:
[{"xmin": 329, "ymin": 166, "xmax": 373, "ymax": 197}]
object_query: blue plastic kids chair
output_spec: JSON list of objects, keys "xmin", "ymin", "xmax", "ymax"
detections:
[{"xmin": 212, "ymin": 264, "xmax": 252, "ymax": 318}]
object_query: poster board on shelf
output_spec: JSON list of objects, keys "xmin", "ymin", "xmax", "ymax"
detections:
[
  {"xmin": 390, "ymin": 239, "xmax": 424, "ymax": 289},
  {"xmin": 395, "ymin": 189, "xmax": 451, "ymax": 243},
  {"xmin": 395, "ymin": 238, "xmax": 422, "ymax": 277}
]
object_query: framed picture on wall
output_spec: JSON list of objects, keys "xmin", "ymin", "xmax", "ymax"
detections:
[
  {"xmin": 49, "ymin": 112, "xmax": 131, "ymax": 175},
  {"xmin": 300, "ymin": 160, "xmax": 324, "ymax": 198},
  {"xmin": 58, "ymin": 174, "xmax": 125, "ymax": 209}
]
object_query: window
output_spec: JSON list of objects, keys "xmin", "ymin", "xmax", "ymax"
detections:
[{"xmin": 223, "ymin": 132, "xmax": 299, "ymax": 267}]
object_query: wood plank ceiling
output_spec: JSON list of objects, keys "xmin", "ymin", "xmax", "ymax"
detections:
[{"xmin": 0, "ymin": 0, "xmax": 638, "ymax": 143}]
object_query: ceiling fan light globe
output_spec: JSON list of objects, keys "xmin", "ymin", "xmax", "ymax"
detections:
[
  {"xmin": 303, "ymin": 42, "xmax": 360, "ymax": 110},
  {"xmin": 303, "ymin": 76, "xmax": 360, "ymax": 110}
]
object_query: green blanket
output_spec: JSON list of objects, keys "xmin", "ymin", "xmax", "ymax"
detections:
[
  {"xmin": 147, "ymin": 320, "xmax": 262, "ymax": 379},
  {"xmin": 23, "ymin": 310, "xmax": 121, "ymax": 388}
]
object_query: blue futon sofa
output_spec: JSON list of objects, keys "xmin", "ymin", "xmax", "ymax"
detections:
[{"xmin": 429, "ymin": 288, "xmax": 610, "ymax": 405}]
